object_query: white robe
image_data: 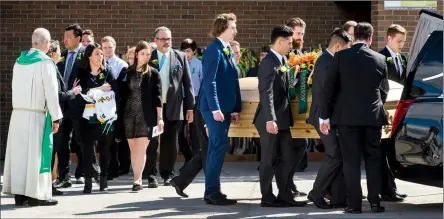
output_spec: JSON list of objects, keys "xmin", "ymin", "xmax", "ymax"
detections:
[{"xmin": 2, "ymin": 50, "xmax": 62, "ymax": 200}]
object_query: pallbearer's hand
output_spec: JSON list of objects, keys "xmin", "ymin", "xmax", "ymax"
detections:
[
  {"xmin": 320, "ymin": 122, "xmax": 330, "ymax": 135},
  {"xmin": 266, "ymin": 121, "xmax": 278, "ymax": 135},
  {"xmin": 213, "ymin": 111, "xmax": 224, "ymax": 122},
  {"xmin": 231, "ymin": 113, "xmax": 240, "ymax": 125}
]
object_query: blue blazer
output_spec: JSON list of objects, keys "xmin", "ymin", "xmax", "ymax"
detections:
[{"xmin": 198, "ymin": 39, "xmax": 242, "ymax": 113}]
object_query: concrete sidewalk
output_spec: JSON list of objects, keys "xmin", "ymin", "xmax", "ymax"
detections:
[{"xmin": 1, "ymin": 162, "xmax": 443, "ymax": 218}]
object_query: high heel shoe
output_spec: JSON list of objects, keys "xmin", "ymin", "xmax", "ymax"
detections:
[{"xmin": 83, "ymin": 178, "xmax": 92, "ymax": 194}]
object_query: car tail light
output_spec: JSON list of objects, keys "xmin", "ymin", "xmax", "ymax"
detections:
[{"xmin": 391, "ymin": 99, "xmax": 415, "ymax": 136}]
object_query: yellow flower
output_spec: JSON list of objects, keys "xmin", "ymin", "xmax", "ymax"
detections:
[
  {"xmin": 301, "ymin": 63, "xmax": 307, "ymax": 69},
  {"xmin": 387, "ymin": 57, "xmax": 393, "ymax": 63},
  {"xmin": 99, "ymin": 73, "xmax": 104, "ymax": 79},
  {"xmin": 308, "ymin": 64, "xmax": 315, "ymax": 72},
  {"xmin": 151, "ymin": 59, "xmax": 159, "ymax": 65},
  {"xmin": 280, "ymin": 65, "xmax": 288, "ymax": 73},
  {"xmin": 59, "ymin": 57, "xmax": 65, "ymax": 63},
  {"xmin": 223, "ymin": 48, "xmax": 230, "ymax": 56},
  {"xmin": 289, "ymin": 52, "xmax": 296, "ymax": 57}
]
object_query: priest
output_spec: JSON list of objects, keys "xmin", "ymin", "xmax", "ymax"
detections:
[{"xmin": 2, "ymin": 28, "xmax": 63, "ymax": 206}]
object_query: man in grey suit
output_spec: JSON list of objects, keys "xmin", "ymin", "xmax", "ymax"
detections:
[
  {"xmin": 145, "ymin": 26, "xmax": 195, "ymax": 188},
  {"xmin": 320, "ymin": 22, "xmax": 389, "ymax": 213},
  {"xmin": 253, "ymin": 25, "xmax": 307, "ymax": 208},
  {"xmin": 306, "ymin": 28, "xmax": 352, "ymax": 209}
]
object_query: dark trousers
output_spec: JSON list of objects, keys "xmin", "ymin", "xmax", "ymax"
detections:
[
  {"xmin": 79, "ymin": 121, "xmax": 114, "ymax": 178},
  {"xmin": 178, "ymin": 121, "xmax": 195, "ymax": 164},
  {"xmin": 338, "ymin": 125, "xmax": 382, "ymax": 209},
  {"xmin": 201, "ymin": 111, "xmax": 231, "ymax": 196},
  {"xmin": 380, "ymin": 139, "xmax": 398, "ymax": 195},
  {"xmin": 171, "ymin": 108, "xmax": 208, "ymax": 190},
  {"xmin": 255, "ymin": 121, "xmax": 295, "ymax": 203},
  {"xmin": 55, "ymin": 117, "xmax": 84, "ymax": 180},
  {"xmin": 145, "ymin": 105, "xmax": 181, "ymax": 180},
  {"xmin": 311, "ymin": 122, "xmax": 345, "ymax": 204},
  {"xmin": 289, "ymin": 139, "xmax": 309, "ymax": 192}
]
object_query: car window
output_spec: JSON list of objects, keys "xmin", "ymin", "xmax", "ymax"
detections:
[{"xmin": 410, "ymin": 31, "xmax": 443, "ymax": 97}]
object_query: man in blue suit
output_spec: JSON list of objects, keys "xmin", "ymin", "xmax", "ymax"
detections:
[{"xmin": 199, "ymin": 13, "xmax": 242, "ymax": 206}]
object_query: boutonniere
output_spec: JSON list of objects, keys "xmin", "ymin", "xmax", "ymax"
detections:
[
  {"xmin": 173, "ymin": 64, "xmax": 182, "ymax": 72},
  {"xmin": 151, "ymin": 59, "xmax": 159, "ymax": 65},
  {"xmin": 59, "ymin": 57, "xmax": 65, "ymax": 63},
  {"xmin": 279, "ymin": 65, "xmax": 289, "ymax": 73},
  {"xmin": 387, "ymin": 57, "xmax": 393, "ymax": 63},
  {"xmin": 223, "ymin": 48, "xmax": 230, "ymax": 56},
  {"xmin": 99, "ymin": 72, "xmax": 105, "ymax": 79},
  {"xmin": 76, "ymin": 53, "xmax": 82, "ymax": 61},
  {"xmin": 402, "ymin": 59, "xmax": 407, "ymax": 68}
]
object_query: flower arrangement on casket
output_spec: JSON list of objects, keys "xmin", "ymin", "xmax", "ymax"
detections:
[{"xmin": 287, "ymin": 50, "xmax": 321, "ymax": 113}]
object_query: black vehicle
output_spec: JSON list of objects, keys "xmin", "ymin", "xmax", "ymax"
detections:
[{"xmin": 389, "ymin": 10, "xmax": 443, "ymax": 188}]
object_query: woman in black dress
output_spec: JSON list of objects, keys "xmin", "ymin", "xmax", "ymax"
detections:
[
  {"xmin": 75, "ymin": 43, "xmax": 118, "ymax": 193},
  {"xmin": 121, "ymin": 40, "xmax": 163, "ymax": 191}
]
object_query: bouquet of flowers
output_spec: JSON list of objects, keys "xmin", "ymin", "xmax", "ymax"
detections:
[{"xmin": 287, "ymin": 50, "xmax": 321, "ymax": 113}]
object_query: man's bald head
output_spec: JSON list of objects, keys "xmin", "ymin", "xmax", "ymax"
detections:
[{"xmin": 32, "ymin": 28, "xmax": 51, "ymax": 53}]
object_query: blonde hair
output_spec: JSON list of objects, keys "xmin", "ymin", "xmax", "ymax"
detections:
[
  {"xmin": 124, "ymin": 46, "xmax": 136, "ymax": 64},
  {"xmin": 100, "ymin": 36, "xmax": 116, "ymax": 46}
]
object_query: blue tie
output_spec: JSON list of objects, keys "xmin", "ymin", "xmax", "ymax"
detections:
[
  {"xmin": 159, "ymin": 54, "xmax": 166, "ymax": 70},
  {"xmin": 64, "ymin": 51, "xmax": 75, "ymax": 85}
]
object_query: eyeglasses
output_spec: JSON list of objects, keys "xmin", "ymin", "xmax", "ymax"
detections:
[{"xmin": 156, "ymin": 37, "xmax": 171, "ymax": 41}]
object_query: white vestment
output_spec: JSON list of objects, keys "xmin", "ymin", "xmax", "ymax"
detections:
[{"xmin": 2, "ymin": 48, "xmax": 63, "ymax": 200}]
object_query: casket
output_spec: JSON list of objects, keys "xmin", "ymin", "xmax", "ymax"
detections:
[{"xmin": 228, "ymin": 77, "xmax": 403, "ymax": 139}]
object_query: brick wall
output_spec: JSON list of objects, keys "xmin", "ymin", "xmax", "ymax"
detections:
[
  {"xmin": 371, "ymin": 1, "xmax": 443, "ymax": 57},
  {"xmin": 0, "ymin": 1, "xmax": 370, "ymax": 158}
]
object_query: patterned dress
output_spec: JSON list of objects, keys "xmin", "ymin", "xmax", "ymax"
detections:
[{"xmin": 124, "ymin": 72, "xmax": 151, "ymax": 139}]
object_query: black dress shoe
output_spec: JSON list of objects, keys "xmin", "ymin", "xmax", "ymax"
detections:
[
  {"xmin": 396, "ymin": 192, "xmax": 407, "ymax": 198},
  {"xmin": 292, "ymin": 189, "xmax": 307, "ymax": 197},
  {"xmin": 52, "ymin": 186, "xmax": 64, "ymax": 196},
  {"xmin": 381, "ymin": 194, "xmax": 404, "ymax": 202},
  {"xmin": 344, "ymin": 207, "xmax": 362, "ymax": 214},
  {"xmin": 285, "ymin": 200, "xmax": 308, "ymax": 207},
  {"xmin": 148, "ymin": 178, "xmax": 159, "ymax": 188},
  {"xmin": 14, "ymin": 195, "xmax": 26, "ymax": 206},
  {"xmin": 170, "ymin": 179, "xmax": 188, "ymax": 198},
  {"xmin": 27, "ymin": 197, "xmax": 58, "ymax": 206},
  {"xmin": 164, "ymin": 178, "xmax": 172, "ymax": 186},
  {"xmin": 307, "ymin": 192, "xmax": 331, "ymax": 209},
  {"xmin": 54, "ymin": 178, "xmax": 72, "ymax": 188},
  {"xmin": 371, "ymin": 204, "xmax": 385, "ymax": 213},
  {"xmin": 204, "ymin": 193, "xmax": 237, "ymax": 205}
]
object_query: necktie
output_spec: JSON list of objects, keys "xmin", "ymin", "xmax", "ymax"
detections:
[
  {"xmin": 159, "ymin": 54, "xmax": 166, "ymax": 70},
  {"xmin": 395, "ymin": 55, "xmax": 402, "ymax": 75},
  {"xmin": 64, "ymin": 51, "xmax": 75, "ymax": 86},
  {"xmin": 282, "ymin": 57, "xmax": 286, "ymax": 65}
]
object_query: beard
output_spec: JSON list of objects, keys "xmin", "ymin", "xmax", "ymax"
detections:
[{"xmin": 292, "ymin": 39, "xmax": 303, "ymax": 51}]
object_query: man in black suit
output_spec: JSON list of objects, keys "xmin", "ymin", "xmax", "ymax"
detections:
[
  {"xmin": 319, "ymin": 22, "xmax": 388, "ymax": 213},
  {"xmin": 254, "ymin": 25, "xmax": 307, "ymax": 208},
  {"xmin": 54, "ymin": 24, "xmax": 92, "ymax": 188},
  {"xmin": 307, "ymin": 28, "xmax": 352, "ymax": 209},
  {"xmin": 145, "ymin": 26, "xmax": 194, "ymax": 188},
  {"xmin": 378, "ymin": 24, "xmax": 408, "ymax": 202},
  {"xmin": 286, "ymin": 17, "xmax": 307, "ymax": 196},
  {"xmin": 379, "ymin": 24, "xmax": 408, "ymax": 85}
]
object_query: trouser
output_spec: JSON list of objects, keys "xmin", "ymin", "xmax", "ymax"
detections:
[
  {"xmin": 170, "ymin": 108, "xmax": 208, "ymax": 190},
  {"xmin": 79, "ymin": 121, "xmax": 114, "ymax": 179},
  {"xmin": 144, "ymin": 104, "xmax": 181, "ymax": 180},
  {"xmin": 338, "ymin": 125, "xmax": 382, "ymax": 209}
]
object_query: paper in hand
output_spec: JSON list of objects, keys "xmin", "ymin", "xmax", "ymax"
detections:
[{"xmin": 152, "ymin": 126, "xmax": 164, "ymax": 137}]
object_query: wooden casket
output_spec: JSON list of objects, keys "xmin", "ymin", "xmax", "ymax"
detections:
[{"xmin": 228, "ymin": 77, "xmax": 403, "ymax": 139}]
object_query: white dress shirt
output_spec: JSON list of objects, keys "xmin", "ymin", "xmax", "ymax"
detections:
[
  {"xmin": 105, "ymin": 55, "xmax": 128, "ymax": 79},
  {"xmin": 385, "ymin": 46, "xmax": 403, "ymax": 75}
]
